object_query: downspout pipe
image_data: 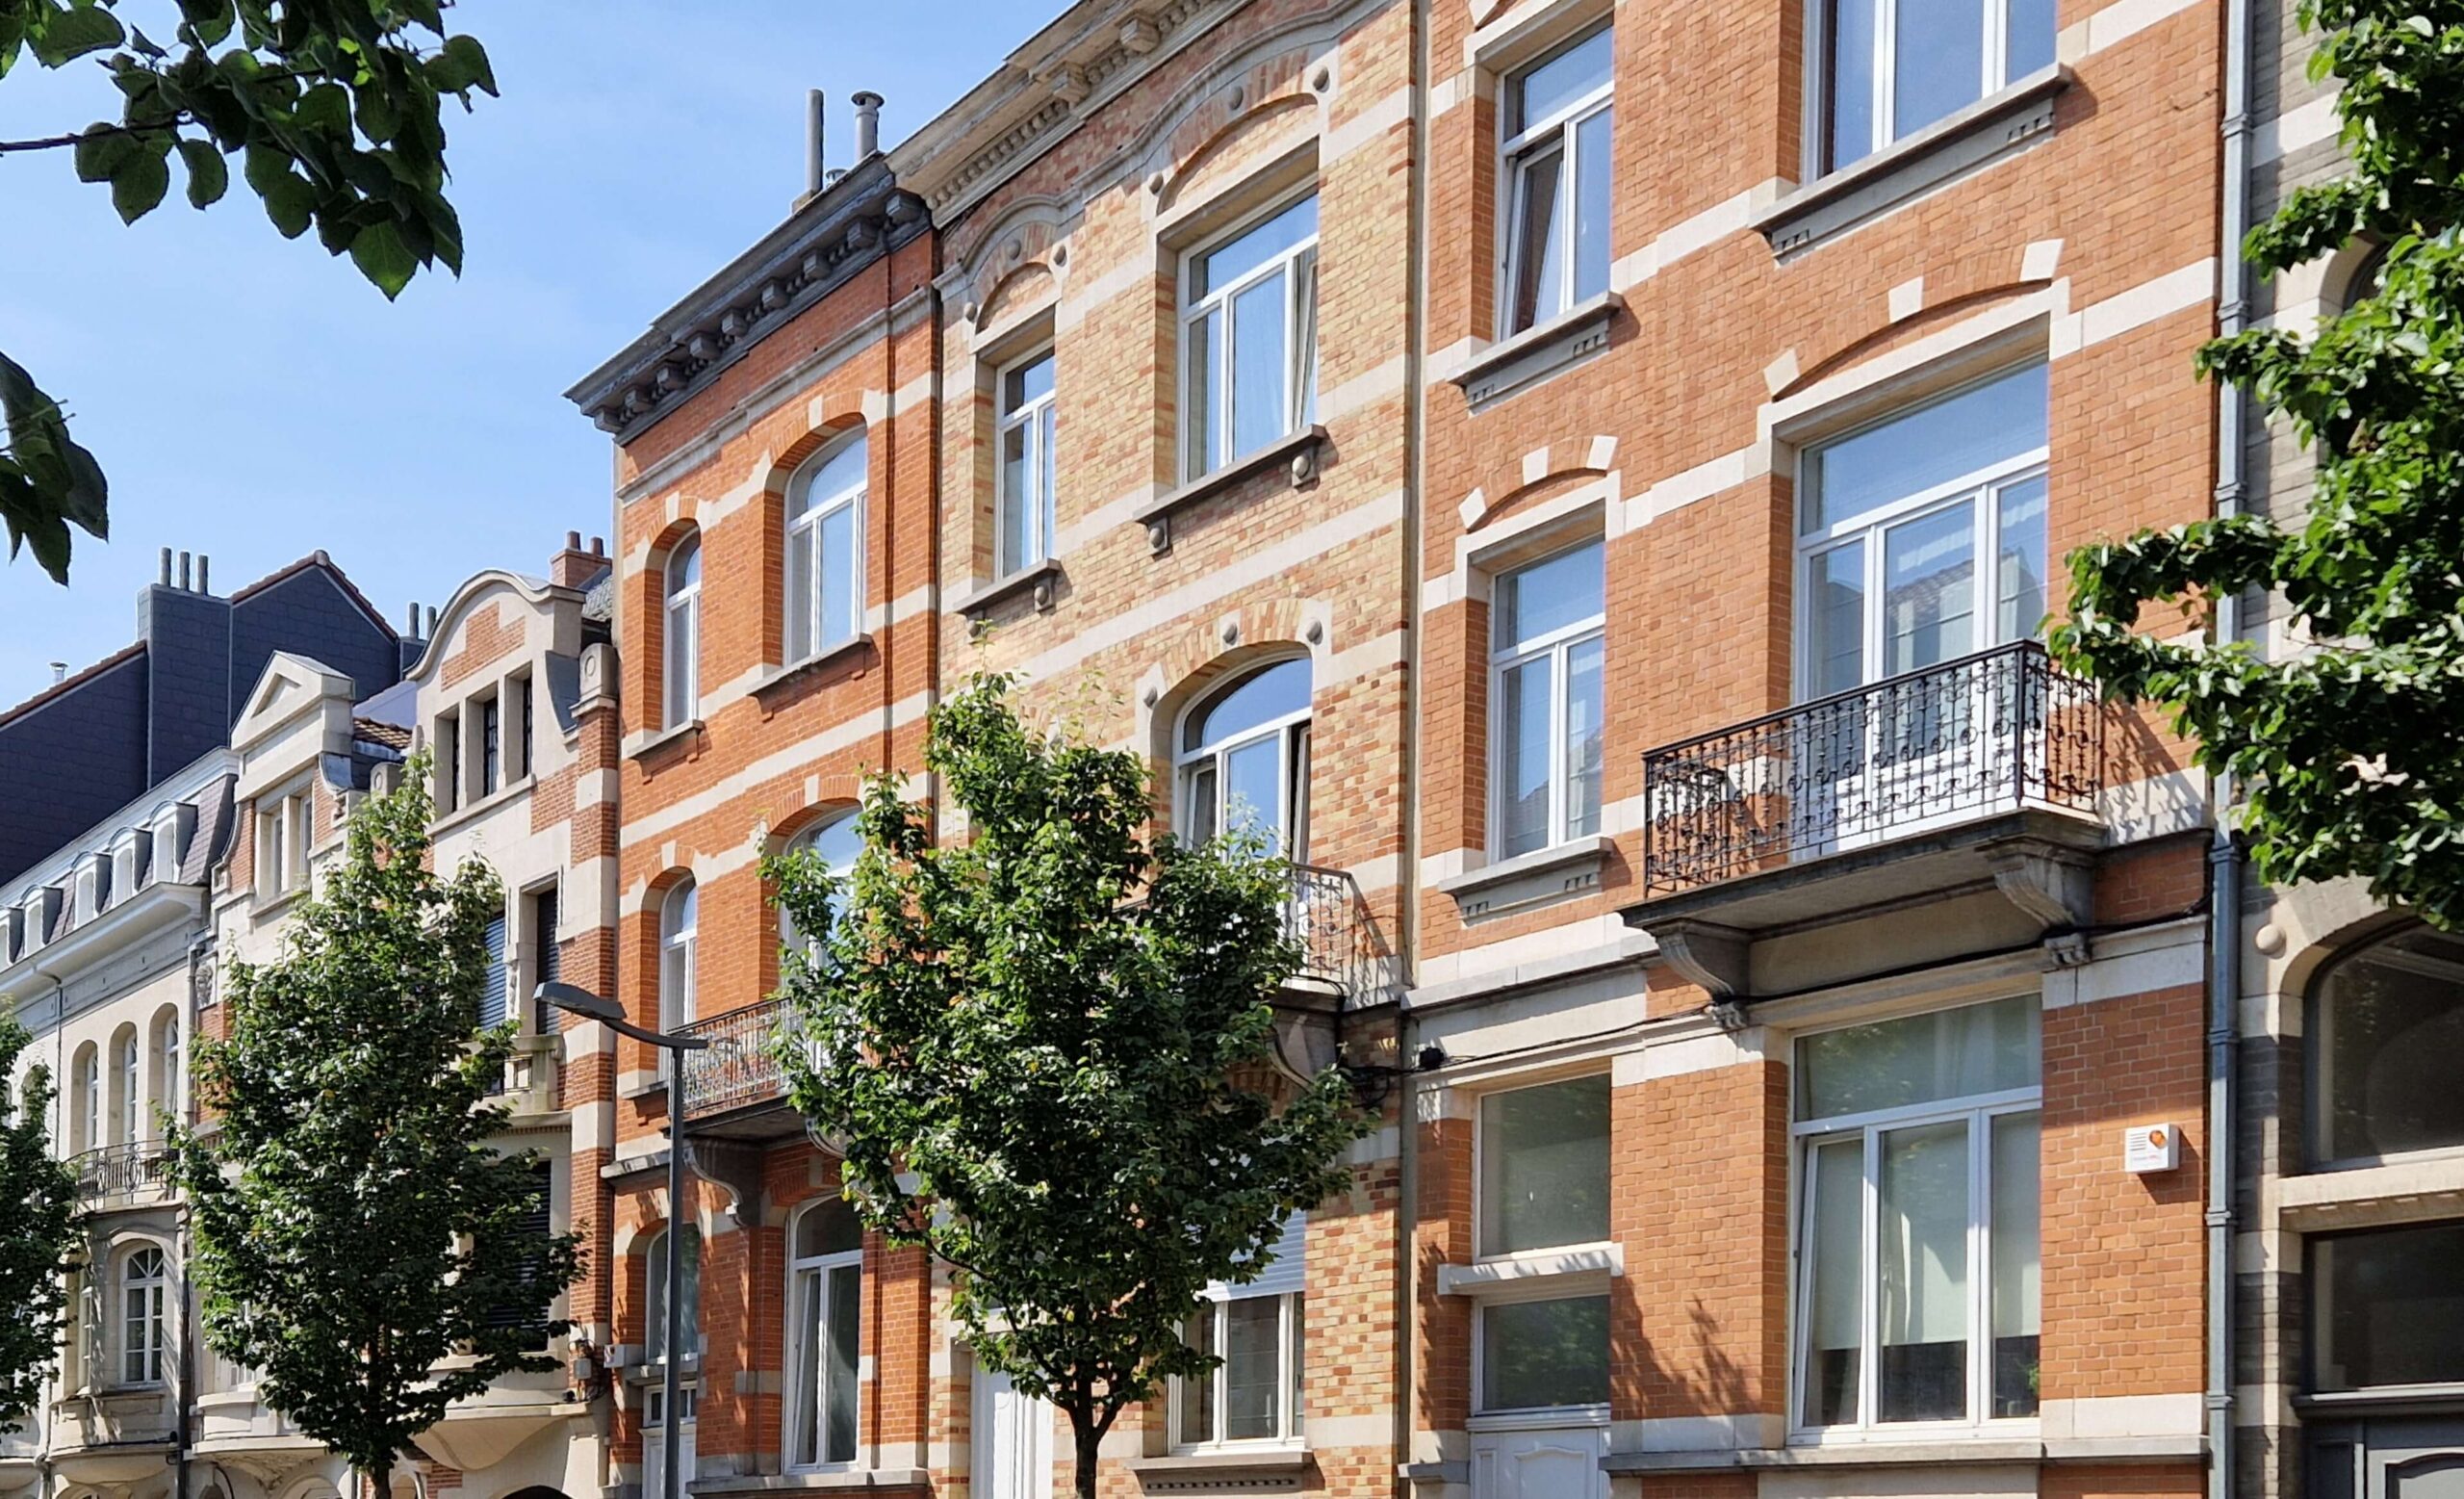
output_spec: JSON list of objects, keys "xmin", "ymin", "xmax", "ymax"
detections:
[
  {"xmin": 1395, "ymin": 0, "xmax": 1431, "ymax": 1486},
  {"xmin": 2208, "ymin": 0, "xmax": 2254, "ymax": 1483}
]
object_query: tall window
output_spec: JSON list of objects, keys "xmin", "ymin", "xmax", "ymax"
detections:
[
  {"xmin": 1479, "ymin": 1075, "xmax": 1611, "ymax": 1258},
  {"xmin": 485, "ymin": 1160, "xmax": 556, "ymax": 1345},
  {"xmin": 120, "ymin": 1246, "xmax": 167, "ymax": 1386},
  {"xmin": 2311, "ymin": 1221, "xmax": 2464, "ymax": 1392},
  {"xmin": 1794, "ymin": 995, "xmax": 2040, "ymax": 1433},
  {"xmin": 256, "ymin": 786, "xmax": 311, "ymax": 898},
  {"xmin": 1183, "ymin": 194, "xmax": 1319, "ymax": 480},
  {"xmin": 997, "ymin": 350, "xmax": 1059, "ymax": 577},
  {"xmin": 786, "ymin": 435, "xmax": 866, "ymax": 663},
  {"xmin": 478, "ymin": 692, "xmax": 501, "ymax": 796},
  {"xmin": 2310, "ymin": 923, "xmax": 2464, "ymax": 1165},
  {"xmin": 1815, "ymin": 0, "xmax": 2054, "ymax": 173},
  {"xmin": 1799, "ymin": 364, "xmax": 2048, "ymax": 700},
  {"xmin": 76, "ymin": 1047, "xmax": 98, "ymax": 1153},
  {"xmin": 785, "ymin": 1200, "xmax": 863, "ymax": 1470},
  {"xmin": 1491, "ymin": 542, "xmax": 1605, "ymax": 861},
  {"xmin": 1178, "ymin": 658, "xmax": 1312, "ymax": 857},
  {"xmin": 660, "ymin": 880, "xmax": 699, "ymax": 1034},
  {"xmin": 782, "ymin": 814, "xmax": 863, "ymax": 957},
  {"xmin": 437, "ymin": 711, "xmax": 461, "ymax": 813},
  {"xmin": 663, "ymin": 533, "xmax": 702, "ymax": 731},
  {"xmin": 157, "ymin": 1014, "xmax": 181, "ymax": 1124},
  {"xmin": 117, "ymin": 1035, "xmax": 140, "ymax": 1144},
  {"xmin": 645, "ymin": 1226, "xmax": 702, "ymax": 1365},
  {"xmin": 481, "ymin": 912, "xmax": 512, "ymax": 1030},
  {"xmin": 1173, "ymin": 1216, "xmax": 1306, "ymax": 1450},
  {"xmin": 1502, "ymin": 26, "xmax": 1613, "ymax": 335}
]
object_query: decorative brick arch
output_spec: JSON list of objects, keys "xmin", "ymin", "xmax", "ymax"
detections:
[
  {"xmin": 1152, "ymin": 90, "xmax": 1321, "ymax": 220},
  {"xmin": 1462, "ymin": 433, "xmax": 1620, "ymax": 533},
  {"xmin": 975, "ymin": 259, "xmax": 1060, "ymax": 337},
  {"xmin": 1777, "ymin": 245, "xmax": 2061, "ymax": 399},
  {"xmin": 950, "ymin": 194, "xmax": 1073, "ymax": 323},
  {"xmin": 1132, "ymin": 601, "xmax": 1330, "ymax": 799},
  {"xmin": 1127, "ymin": 17, "xmax": 1346, "ymax": 210}
]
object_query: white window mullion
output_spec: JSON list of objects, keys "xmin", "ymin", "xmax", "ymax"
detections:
[
  {"xmin": 1859, "ymin": 1125, "xmax": 1882, "ymax": 1430},
  {"xmin": 1873, "ymin": 0, "xmax": 1898, "ymax": 154}
]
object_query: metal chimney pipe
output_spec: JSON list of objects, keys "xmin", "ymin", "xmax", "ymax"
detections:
[
  {"xmin": 177, "ymin": 551, "xmax": 192, "ymax": 590},
  {"xmin": 852, "ymin": 91, "xmax": 882, "ymax": 159},
  {"xmin": 426, "ymin": 606, "xmax": 439, "ymax": 637},
  {"xmin": 158, "ymin": 548, "xmax": 172, "ymax": 586},
  {"xmin": 195, "ymin": 555, "xmax": 209, "ymax": 594},
  {"xmin": 405, "ymin": 603, "xmax": 422, "ymax": 635},
  {"xmin": 50, "ymin": 661, "xmax": 67, "ymax": 685},
  {"xmin": 805, "ymin": 90, "xmax": 827, "ymax": 195}
]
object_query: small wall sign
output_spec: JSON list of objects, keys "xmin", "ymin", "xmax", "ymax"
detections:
[{"xmin": 2124, "ymin": 1123, "xmax": 2181, "ymax": 1175}]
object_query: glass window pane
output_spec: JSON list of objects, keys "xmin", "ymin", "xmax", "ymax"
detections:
[
  {"xmin": 1039, "ymin": 404, "xmax": 1059, "ymax": 560},
  {"xmin": 1803, "ymin": 1139, "xmax": 1864, "ymax": 1427},
  {"xmin": 1479, "ymin": 1076, "xmax": 1611, "ymax": 1255},
  {"xmin": 1496, "ymin": 542, "xmax": 1605, "ymax": 651},
  {"xmin": 1481, "ymin": 1295, "xmax": 1610, "ymax": 1410},
  {"xmin": 798, "ymin": 437, "xmax": 867, "ymax": 518},
  {"xmin": 1194, "ymin": 196, "xmax": 1318, "ymax": 298},
  {"xmin": 826, "ymin": 1263, "xmax": 860, "ymax": 1461},
  {"xmin": 792, "ymin": 1272, "xmax": 823, "ymax": 1466},
  {"xmin": 797, "ymin": 1200, "xmax": 863, "ymax": 1258},
  {"xmin": 1180, "ymin": 1309, "xmax": 1219, "ymax": 1444},
  {"xmin": 1294, "ymin": 251, "xmax": 1318, "ymax": 428},
  {"xmin": 820, "ymin": 504, "xmax": 859, "ymax": 648},
  {"xmin": 1192, "ymin": 659, "xmax": 1313, "ymax": 751},
  {"xmin": 1808, "ymin": 541, "xmax": 1868, "ymax": 697},
  {"xmin": 1496, "ymin": 656, "xmax": 1553, "ymax": 860},
  {"xmin": 1230, "ymin": 270, "xmax": 1292, "ymax": 460},
  {"xmin": 1186, "ymin": 309, "xmax": 1219, "ymax": 477},
  {"xmin": 1224, "ymin": 1296, "xmax": 1283, "ymax": 1440},
  {"xmin": 1222, "ymin": 737, "xmax": 1286, "ymax": 853},
  {"xmin": 2313, "ymin": 1222, "xmax": 2464, "ymax": 1391},
  {"xmin": 1990, "ymin": 1112, "xmax": 2041, "ymax": 1417},
  {"xmin": 1882, "ymin": 503, "xmax": 1978, "ymax": 676},
  {"xmin": 785, "ymin": 527, "xmax": 814, "ymax": 661},
  {"xmin": 1512, "ymin": 27, "xmax": 1613, "ymax": 132},
  {"xmin": 1187, "ymin": 765, "xmax": 1219, "ymax": 845},
  {"xmin": 667, "ymin": 536, "xmax": 701, "ymax": 594},
  {"xmin": 999, "ymin": 422, "xmax": 1033, "ymax": 578},
  {"xmin": 1878, "ymin": 1120, "xmax": 1970, "ymax": 1423},
  {"xmin": 1573, "ymin": 110, "xmax": 1612, "ymax": 304},
  {"xmin": 1005, "ymin": 351, "xmax": 1054, "ymax": 408},
  {"xmin": 1806, "ymin": 366, "xmax": 2049, "ymax": 530},
  {"xmin": 1995, "ymin": 476, "xmax": 2049, "ymax": 643},
  {"xmin": 1564, "ymin": 635, "xmax": 1604, "ymax": 842},
  {"xmin": 1799, "ymin": 995, "xmax": 2040, "ymax": 1120},
  {"xmin": 1507, "ymin": 145, "xmax": 1566, "ymax": 335},
  {"xmin": 1893, "ymin": 0, "xmax": 1986, "ymax": 138},
  {"xmin": 1823, "ymin": 0, "xmax": 1880, "ymax": 170},
  {"xmin": 2318, "ymin": 928, "xmax": 2464, "ymax": 1161},
  {"xmin": 2007, "ymin": 0, "xmax": 2055, "ymax": 76}
]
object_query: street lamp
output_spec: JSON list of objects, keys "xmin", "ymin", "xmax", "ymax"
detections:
[{"xmin": 536, "ymin": 980, "xmax": 707, "ymax": 1499}]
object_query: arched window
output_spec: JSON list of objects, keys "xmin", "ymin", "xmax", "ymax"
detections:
[
  {"xmin": 74, "ymin": 1045, "xmax": 98, "ymax": 1154},
  {"xmin": 784, "ymin": 1200, "xmax": 862, "ymax": 1470},
  {"xmin": 117, "ymin": 1033, "xmax": 141, "ymax": 1145},
  {"xmin": 156, "ymin": 1012, "xmax": 182, "ymax": 1124},
  {"xmin": 120, "ymin": 1245, "xmax": 167, "ymax": 1386},
  {"xmin": 2310, "ymin": 923, "xmax": 2464, "ymax": 1165},
  {"xmin": 663, "ymin": 533, "xmax": 703, "ymax": 731},
  {"xmin": 645, "ymin": 1226, "xmax": 702, "ymax": 1365},
  {"xmin": 1177, "ymin": 658, "xmax": 1312, "ymax": 858},
  {"xmin": 785, "ymin": 435, "xmax": 866, "ymax": 663},
  {"xmin": 660, "ymin": 880, "xmax": 699, "ymax": 1034},
  {"xmin": 781, "ymin": 814, "xmax": 863, "ymax": 955}
]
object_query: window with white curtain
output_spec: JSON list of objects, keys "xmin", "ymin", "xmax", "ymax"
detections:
[
  {"xmin": 1490, "ymin": 542, "xmax": 1605, "ymax": 861},
  {"xmin": 1182, "ymin": 194, "xmax": 1319, "ymax": 480},
  {"xmin": 996, "ymin": 349, "xmax": 1058, "ymax": 577},
  {"xmin": 1501, "ymin": 26, "xmax": 1613, "ymax": 335},
  {"xmin": 1177, "ymin": 658, "xmax": 1312, "ymax": 857},
  {"xmin": 1172, "ymin": 1214, "xmax": 1306, "ymax": 1450},
  {"xmin": 784, "ymin": 1200, "xmax": 863, "ymax": 1470},
  {"xmin": 120, "ymin": 1245, "xmax": 168, "ymax": 1386},
  {"xmin": 660, "ymin": 881, "xmax": 699, "ymax": 1036},
  {"xmin": 1813, "ymin": 0, "xmax": 2054, "ymax": 173},
  {"xmin": 663, "ymin": 534, "xmax": 703, "ymax": 731},
  {"xmin": 1793, "ymin": 995, "xmax": 2041, "ymax": 1433},
  {"xmin": 786, "ymin": 435, "xmax": 867, "ymax": 662},
  {"xmin": 1478, "ymin": 1074, "xmax": 1611, "ymax": 1258}
]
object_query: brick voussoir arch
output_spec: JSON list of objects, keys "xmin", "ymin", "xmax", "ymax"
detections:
[
  {"xmin": 1778, "ymin": 244, "xmax": 2063, "ymax": 399},
  {"xmin": 1462, "ymin": 432, "xmax": 1620, "ymax": 535}
]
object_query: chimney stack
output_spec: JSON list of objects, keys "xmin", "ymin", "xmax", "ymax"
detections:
[
  {"xmin": 195, "ymin": 554, "xmax": 209, "ymax": 595},
  {"xmin": 853, "ymin": 91, "xmax": 883, "ymax": 160},
  {"xmin": 804, "ymin": 89, "xmax": 826, "ymax": 200},
  {"xmin": 49, "ymin": 661, "xmax": 67, "ymax": 685},
  {"xmin": 404, "ymin": 602, "xmax": 423, "ymax": 637},
  {"xmin": 158, "ymin": 548, "xmax": 172, "ymax": 586},
  {"xmin": 177, "ymin": 551, "xmax": 192, "ymax": 590},
  {"xmin": 551, "ymin": 530, "xmax": 606, "ymax": 589}
]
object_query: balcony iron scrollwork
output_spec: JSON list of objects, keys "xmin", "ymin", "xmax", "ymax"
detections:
[
  {"xmin": 71, "ymin": 1142, "xmax": 176, "ymax": 1209},
  {"xmin": 1640, "ymin": 641, "xmax": 2103, "ymax": 896},
  {"xmin": 674, "ymin": 1000, "xmax": 801, "ymax": 1124},
  {"xmin": 1283, "ymin": 863, "xmax": 1399, "ymax": 1004}
]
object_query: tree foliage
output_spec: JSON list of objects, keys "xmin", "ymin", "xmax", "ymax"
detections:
[
  {"xmin": 0, "ymin": 1014, "xmax": 78, "ymax": 1424},
  {"xmin": 168, "ymin": 757, "xmax": 578, "ymax": 1496},
  {"xmin": 2053, "ymin": 0, "xmax": 2464, "ymax": 925},
  {"xmin": 770, "ymin": 674, "xmax": 1369, "ymax": 1499},
  {"xmin": 1, "ymin": 0, "xmax": 496, "ymax": 581}
]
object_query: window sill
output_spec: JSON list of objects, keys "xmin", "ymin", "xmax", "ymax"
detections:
[
  {"xmin": 953, "ymin": 559, "xmax": 1065, "ymax": 621},
  {"xmin": 1468, "ymin": 1405, "xmax": 1611, "ymax": 1434},
  {"xmin": 1436, "ymin": 835, "xmax": 1617, "ymax": 920},
  {"xmin": 1436, "ymin": 1242, "xmax": 1623, "ymax": 1296},
  {"xmin": 690, "ymin": 1472, "xmax": 927, "ymax": 1494},
  {"xmin": 620, "ymin": 1074, "xmax": 671, "ymax": 1103},
  {"xmin": 2274, "ymin": 1150, "xmax": 2464, "ymax": 1232},
  {"xmin": 752, "ymin": 636, "xmax": 875, "ymax": 700},
  {"xmin": 1450, "ymin": 294, "xmax": 1623, "ymax": 410},
  {"xmin": 1605, "ymin": 1433, "xmax": 2185, "ymax": 1475},
  {"xmin": 1136, "ymin": 426, "xmax": 1327, "ymax": 555},
  {"xmin": 431, "ymin": 776, "xmax": 537, "ymax": 837},
  {"xmin": 625, "ymin": 719, "xmax": 705, "ymax": 763},
  {"xmin": 2297, "ymin": 1384, "xmax": 2464, "ymax": 1416},
  {"xmin": 250, "ymin": 887, "xmax": 309, "ymax": 921},
  {"xmin": 1127, "ymin": 1449, "xmax": 1312, "ymax": 1491},
  {"xmin": 1751, "ymin": 65, "xmax": 2070, "ymax": 255}
]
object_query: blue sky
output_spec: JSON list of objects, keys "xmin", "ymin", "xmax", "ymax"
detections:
[{"xmin": 0, "ymin": 2, "xmax": 1023, "ymax": 706}]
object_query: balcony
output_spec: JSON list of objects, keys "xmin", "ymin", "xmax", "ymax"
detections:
[
  {"xmin": 1625, "ymin": 642, "xmax": 2107, "ymax": 999},
  {"xmin": 1284, "ymin": 863, "xmax": 1399, "ymax": 1003},
  {"xmin": 71, "ymin": 1142, "xmax": 176, "ymax": 1211},
  {"xmin": 675, "ymin": 1000, "xmax": 803, "ymax": 1138}
]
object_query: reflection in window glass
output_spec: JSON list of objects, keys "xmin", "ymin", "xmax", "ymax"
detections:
[
  {"xmin": 1480, "ymin": 1076, "xmax": 1610, "ymax": 1256},
  {"xmin": 2314, "ymin": 926, "xmax": 2464, "ymax": 1163},
  {"xmin": 2313, "ymin": 1221, "xmax": 2464, "ymax": 1392},
  {"xmin": 1481, "ymin": 1295, "xmax": 1610, "ymax": 1411}
]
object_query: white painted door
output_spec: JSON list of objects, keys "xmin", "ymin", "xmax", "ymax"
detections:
[
  {"xmin": 1470, "ymin": 1424, "xmax": 1608, "ymax": 1499},
  {"xmin": 974, "ymin": 1366, "xmax": 1053, "ymax": 1499},
  {"xmin": 644, "ymin": 1389, "xmax": 696, "ymax": 1499}
]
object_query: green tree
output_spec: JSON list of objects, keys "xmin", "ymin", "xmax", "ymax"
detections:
[
  {"xmin": 0, "ymin": 1014, "xmax": 78, "ymax": 1423},
  {"xmin": 769, "ymin": 674, "xmax": 1369, "ymax": 1499},
  {"xmin": 1, "ymin": 0, "xmax": 495, "ymax": 581},
  {"xmin": 168, "ymin": 757, "xmax": 578, "ymax": 1499},
  {"xmin": 2054, "ymin": 0, "xmax": 2464, "ymax": 926}
]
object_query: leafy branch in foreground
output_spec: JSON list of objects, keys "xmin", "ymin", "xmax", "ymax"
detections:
[{"xmin": 0, "ymin": 1014, "xmax": 79, "ymax": 1424}]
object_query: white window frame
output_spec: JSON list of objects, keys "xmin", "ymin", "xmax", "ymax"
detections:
[
  {"xmin": 660, "ymin": 881, "xmax": 699, "ymax": 1041},
  {"xmin": 783, "ymin": 1204, "xmax": 864, "ymax": 1472},
  {"xmin": 1787, "ymin": 1012, "xmax": 2042, "ymax": 1440},
  {"xmin": 1174, "ymin": 659, "xmax": 1313, "ymax": 859},
  {"xmin": 1168, "ymin": 1289, "xmax": 1306, "ymax": 1452},
  {"xmin": 1473, "ymin": 1073, "xmax": 1615, "ymax": 1265},
  {"xmin": 119, "ymin": 1244, "xmax": 168, "ymax": 1388},
  {"xmin": 1468, "ymin": 1283, "xmax": 1614, "ymax": 1421},
  {"xmin": 645, "ymin": 1226, "xmax": 702, "ymax": 1369},
  {"xmin": 1792, "ymin": 369, "xmax": 2049, "ymax": 701},
  {"xmin": 1487, "ymin": 544, "xmax": 1606, "ymax": 861},
  {"xmin": 256, "ymin": 783, "xmax": 311, "ymax": 899},
  {"xmin": 663, "ymin": 534, "xmax": 702, "ymax": 731},
  {"xmin": 785, "ymin": 437, "xmax": 868, "ymax": 664},
  {"xmin": 1808, "ymin": 0, "xmax": 2044, "ymax": 175},
  {"xmin": 116, "ymin": 1034, "xmax": 140, "ymax": 1145},
  {"xmin": 780, "ymin": 814, "xmax": 861, "ymax": 958},
  {"xmin": 1499, "ymin": 25, "xmax": 1615, "ymax": 337},
  {"xmin": 1178, "ymin": 193, "xmax": 1321, "ymax": 482},
  {"xmin": 158, "ymin": 1013, "xmax": 182, "ymax": 1124},
  {"xmin": 77, "ymin": 1047, "xmax": 99, "ymax": 1154},
  {"xmin": 994, "ymin": 348, "xmax": 1059, "ymax": 577}
]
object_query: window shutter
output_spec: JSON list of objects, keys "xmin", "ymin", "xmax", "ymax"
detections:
[
  {"xmin": 479, "ymin": 915, "xmax": 509, "ymax": 1028},
  {"xmin": 487, "ymin": 1160, "xmax": 555, "ymax": 1343},
  {"xmin": 533, "ymin": 891, "xmax": 562, "ymax": 1031},
  {"xmin": 1213, "ymin": 1211, "xmax": 1307, "ymax": 1302}
]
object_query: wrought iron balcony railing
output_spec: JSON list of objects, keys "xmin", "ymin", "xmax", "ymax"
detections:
[
  {"xmin": 1640, "ymin": 641, "xmax": 2103, "ymax": 896},
  {"xmin": 1285, "ymin": 863, "xmax": 1399, "ymax": 1002},
  {"xmin": 71, "ymin": 1141, "xmax": 176, "ymax": 1208},
  {"xmin": 675, "ymin": 1000, "xmax": 798, "ymax": 1124}
]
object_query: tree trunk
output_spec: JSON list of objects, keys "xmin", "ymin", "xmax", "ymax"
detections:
[{"xmin": 1069, "ymin": 1409, "xmax": 1103, "ymax": 1499}]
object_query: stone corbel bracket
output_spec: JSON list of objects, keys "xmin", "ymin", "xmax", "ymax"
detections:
[
  {"xmin": 683, "ymin": 1137, "xmax": 764, "ymax": 1228},
  {"xmin": 1648, "ymin": 917, "xmax": 1751, "ymax": 1010}
]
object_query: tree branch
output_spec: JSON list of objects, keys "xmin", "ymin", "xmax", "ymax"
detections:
[{"xmin": 0, "ymin": 116, "xmax": 182, "ymax": 154}]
